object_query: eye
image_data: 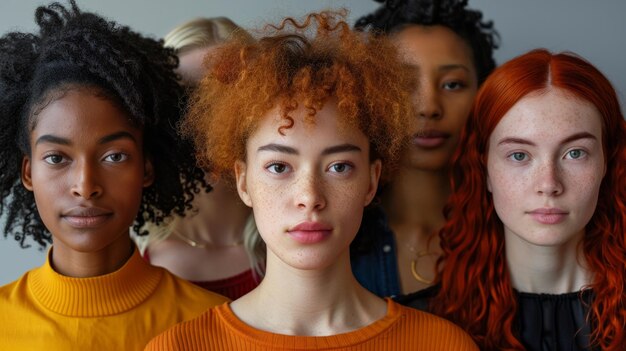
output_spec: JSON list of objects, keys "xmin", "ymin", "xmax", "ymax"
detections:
[
  {"xmin": 43, "ymin": 154, "xmax": 66, "ymax": 165},
  {"xmin": 442, "ymin": 81, "xmax": 465, "ymax": 91},
  {"xmin": 509, "ymin": 152, "xmax": 528, "ymax": 162},
  {"xmin": 104, "ymin": 153, "xmax": 128, "ymax": 163},
  {"xmin": 565, "ymin": 149, "xmax": 586, "ymax": 160},
  {"xmin": 328, "ymin": 162, "xmax": 353, "ymax": 174},
  {"xmin": 266, "ymin": 162, "xmax": 290, "ymax": 174}
]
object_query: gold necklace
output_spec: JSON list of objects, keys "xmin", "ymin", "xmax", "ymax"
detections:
[
  {"xmin": 407, "ymin": 246, "xmax": 437, "ymax": 284},
  {"xmin": 172, "ymin": 231, "xmax": 243, "ymax": 249}
]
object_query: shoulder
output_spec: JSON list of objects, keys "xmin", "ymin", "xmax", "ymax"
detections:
[
  {"xmin": 155, "ymin": 266, "xmax": 230, "ymax": 306},
  {"xmin": 389, "ymin": 300, "xmax": 478, "ymax": 350},
  {"xmin": 144, "ymin": 304, "xmax": 225, "ymax": 350},
  {"xmin": 0, "ymin": 267, "xmax": 37, "ymax": 301}
]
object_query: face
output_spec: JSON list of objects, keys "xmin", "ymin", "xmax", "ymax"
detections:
[
  {"xmin": 22, "ymin": 88, "xmax": 154, "ymax": 256},
  {"xmin": 393, "ymin": 25, "xmax": 478, "ymax": 170},
  {"xmin": 487, "ymin": 89, "xmax": 605, "ymax": 249},
  {"xmin": 235, "ymin": 101, "xmax": 381, "ymax": 271},
  {"xmin": 177, "ymin": 46, "xmax": 213, "ymax": 86}
]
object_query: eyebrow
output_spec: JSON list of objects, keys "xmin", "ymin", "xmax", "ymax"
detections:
[
  {"xmin": 35, "ymin": 131, "xmax": 137, "ymax": 146},
  {"xmin": 402, "ymin": 63, "xmax": 470, "ymax": 73},
  {"xmin": 497, "ymin": 132, "xmax": 598, "ymax": 147},
  {"xmin": 321, "ymin": 143, "xmax": 362, "ymax": 155},
  {"xmin": 439, "ymin": 64, "xmax": 471, "ymax": 73},
  {"xmin": 257, "ymin": 143, "xmax": 362, "ymax": 155},
  {"xmin": 98, "ymin": 131, "xmax": 137, "ymax": 144}
]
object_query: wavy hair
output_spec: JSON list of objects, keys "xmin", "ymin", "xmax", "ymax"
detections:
[
  {"xmin": 355, "ymin": 0, "xmax": 499, "ymax": 84},
  {"xmin": 431, "ymin": 49, "xmax": 626, "ymax": 350},
  {"xmin": 0, "ymin": 0, "xmax": 207, "ymax": 249},
  {"xmin": 163, "ymin": 17, "xmax": 252, "ymax": 54},
  {"xmin": 181, "ymin": 10, "xmax": 413, "ymax": 184}
]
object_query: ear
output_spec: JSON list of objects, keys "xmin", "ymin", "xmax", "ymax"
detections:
[
  {"xmin": 486, "ymin": 173, "xmax": 493, "ymax": 193},
  {"xmin": 364, "ymin": 159, "xmax": 382, "ymax": 206},
  {"xmin": 21, "ymin": 156, "xmax": 34, "ymax": 191},
  {"xmin": 143, "ymin": 157, "xmax": 155, "ymax": 188},
  {"xmin": 234, "ymin": 160, "xmax": 252, "ymax": 207}
]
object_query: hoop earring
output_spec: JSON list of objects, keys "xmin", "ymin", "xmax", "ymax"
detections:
[{"xmin": 410, "ymin": 251, "xmax": 437, "ymax": 284}]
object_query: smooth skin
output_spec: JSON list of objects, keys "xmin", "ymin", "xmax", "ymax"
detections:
[
  {"xmin": 21, "ymin": 87, "xmax": 154, "ymax": 278},
  {"xmin": 487, "ymin": 88, "xmax": 605, "ymax": 294},
  {"xmin": 230, "ymin": 100, "xmax": 386, "ymax": 336},
  {"xmin": 384, "ymin": 25, "xmax": 478, "ymax": 293}
]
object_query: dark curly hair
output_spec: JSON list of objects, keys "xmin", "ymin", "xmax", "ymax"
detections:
[
  {"xmin": 0, "ymin": 0, "xmax": 208, "ymax": 249},
  {"xmin": 355, "ymin": 0, "xmax": 499, "ymax": 84}
]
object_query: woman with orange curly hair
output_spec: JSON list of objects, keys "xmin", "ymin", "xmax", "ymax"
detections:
[
  {"xmin": 399, "ymin": 49, "xmax": 626, "ymax": 351},
  {"xmin": 145, "ymin": 11, "xmax": 477, "ymax": 350}
]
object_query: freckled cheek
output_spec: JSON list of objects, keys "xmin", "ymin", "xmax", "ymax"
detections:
[
  {"xmin": 247, "ymin": 178, "xmax": 285, "ymax": 232},
  {"xmin": 488, "ymin": 170, "xmax": 527, "ymax": 209},
  {"xmin": 330, "ymin": 180, "xmax": 367, "ymax": 216},
  {"xmin": 569, "ymin": 171, "xmax": 604, "ymax": 204}
]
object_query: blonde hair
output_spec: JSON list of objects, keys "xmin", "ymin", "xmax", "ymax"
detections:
[
  {"xmin": 134, "ymin": 17, "xmax": 265, "ymax": 279},
  {"xmin": 163, "ymin": 17, "xmax": 252, "ymax": 53}
]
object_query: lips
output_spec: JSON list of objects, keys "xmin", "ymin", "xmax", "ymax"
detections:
[
  {"xmin": 62, "ymin": 206, "xmax": 113, "ymax": 228},
  {"xmin": 412, "ymin": 130, "xmax": 450, "ymax": 148},
  {"xmin": 527, "ymin": 208, "xmax": 569, "ymax": 225},
  {"xmin": 287, "ymin": 221, "xmax": 333, "ymax": 244}
]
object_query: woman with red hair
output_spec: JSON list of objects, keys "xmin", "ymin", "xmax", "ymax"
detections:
[{"xmin": 399, "ymin": 49, "xmax": 626, "ymax": 351}]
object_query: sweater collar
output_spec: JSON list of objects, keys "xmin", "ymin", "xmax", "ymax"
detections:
[{"xmin": 28, "ymin": 247, "xmax": 162, "ymax": 317}]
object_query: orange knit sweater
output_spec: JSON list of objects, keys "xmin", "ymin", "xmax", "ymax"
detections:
[{"xmin": 145, "ymin": 298, "xmax": 478, "ymax": 350}]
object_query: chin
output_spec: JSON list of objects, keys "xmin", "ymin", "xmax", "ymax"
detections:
[
  {"xmin": 280, "ymin": 252, "xmax": 341, "ymax": 271},
  {"xmin": 404, "ymin": 151, "xmax": 453, "ymax": 172},
  {"xmin": 406, "ymin": 160, "xmax": 450, "ymax": 172}
]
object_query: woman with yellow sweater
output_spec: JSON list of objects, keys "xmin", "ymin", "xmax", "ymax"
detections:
[
  {"xmin": 0, "ymin": 1, "xmax": 227, "ymax": 350},
  {"xmin": 145, "ymin": 11, "xmax": 477, "ymax": 350}
]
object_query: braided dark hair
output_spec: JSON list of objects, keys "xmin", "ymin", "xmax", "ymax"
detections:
[
  {"xmin": 355, "ymin": 0, "xmax": 499, "ymax": 84},
  {"xmin": 0, "ymin": 0, "xmax": 208, "ymax": 249}
]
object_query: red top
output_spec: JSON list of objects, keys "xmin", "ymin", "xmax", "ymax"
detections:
[{"xmin": 143, "ymin": 250, "xmax": 260, "ymax": 300}]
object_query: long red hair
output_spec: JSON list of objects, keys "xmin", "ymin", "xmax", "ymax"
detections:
[{"xmin": 431, "ymin": 49, "xmax": 626, "ymax": 350}]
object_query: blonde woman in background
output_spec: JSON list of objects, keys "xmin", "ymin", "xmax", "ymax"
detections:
[{"xmin": 134, "ymin": 17, "xmax": 265, "ymax": 300}]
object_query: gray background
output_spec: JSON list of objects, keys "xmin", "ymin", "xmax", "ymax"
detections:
[{"xmin": 1, "ymin": 0, "xmax": 624, "ymax": 285}]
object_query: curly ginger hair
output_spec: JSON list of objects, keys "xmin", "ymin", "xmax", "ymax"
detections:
[{"xmin": 180, "ymin": 10, "xmax": 414, "ymax": 184}]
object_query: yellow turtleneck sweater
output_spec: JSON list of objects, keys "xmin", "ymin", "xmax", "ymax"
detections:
[{"xmin": 0, "ymin": 248, "xmax": 228, "ymax": 350}]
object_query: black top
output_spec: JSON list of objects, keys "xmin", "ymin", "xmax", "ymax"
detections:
[{"xmin": 396, "ymin": 286, "xmax": 597, "ymax": 351}]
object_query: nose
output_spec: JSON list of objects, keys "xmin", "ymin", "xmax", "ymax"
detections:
[
  {"xmin": 294, "ymin": 171, "xmax": 326, "ymax": 212},
  {"xmin": 416, "ymin": 84, "xmax": 442, "ymax": 120},
  {"xmin": 71, "ymin": 160, "xmax": 103, "ymax": 200},
  {"xmin": 535, "ymin": 160, "xmax": 563, "ymax": 196}
]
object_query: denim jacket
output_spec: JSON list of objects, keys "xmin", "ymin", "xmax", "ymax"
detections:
[{"xmin": 350, "ymin": 205, "xmax": 401, "ymax": 298}]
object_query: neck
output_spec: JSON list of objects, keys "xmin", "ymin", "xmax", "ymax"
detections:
[
  {"xmin": 51, "ymin": 235, "xmax": 134, "ymax": 277},
  {"xmin": 231, "ymin": 250, "xmax": 385, "ymax": 336},
  {"xmin": 382, "ymin": 166, "xmax": 449, "ymax": 241},
  {"xmin": 173, "ymin": 183, "xmax": 251, "ymax": 246},
  {"xmin": 506, "ymin": 230, "xmax": 591, "ymax": 294}
]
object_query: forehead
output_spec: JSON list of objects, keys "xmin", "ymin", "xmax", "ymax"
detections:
[
  {"xmin": 247, "ymin": 100, "xmax": 367, "ymax": 148},
  {"xmin": 392, "ymin": 25, "xmax": 475, "ymax": 70},
  {"xmin": 491, "ymin": 89, "xmax": 603, "ymax": 141},
  {"xmin": 31, "ymin": 88, "xmax": 139, "ymax": 139}
]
